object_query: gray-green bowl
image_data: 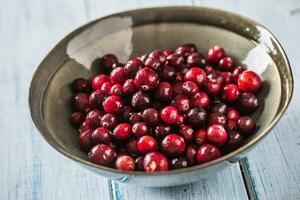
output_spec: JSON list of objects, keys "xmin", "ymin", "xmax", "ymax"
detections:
[{"xmin": 29, "ymin": 6, "xmax": 293, "ymax": 187}]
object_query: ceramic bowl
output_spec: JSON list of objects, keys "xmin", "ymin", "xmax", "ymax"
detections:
[{"xmin": 29, "ymin": 6, "xmax": 293, "ymax": 187}]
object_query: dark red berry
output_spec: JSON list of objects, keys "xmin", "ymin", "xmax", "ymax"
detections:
[
  {"xmin": 123, "ymin": 79, "xmax": 137, "ymax": 96},
  {"xmin": 100, "ymin": 82, "xmax": 112, "ymax": 94},
  {"xmin": 137, "ymin": 135, "xmax": 157, "ymax": 154},
  {"xmin": 72, "ymin": 93, "xmax": 90, "ymax": 112},
  {"xmin": 70, "ymin": 112, "xmax": 85, "ymax": 128},
  {"xmin": 175, "ymin": 44, "xmax": 197, "ymax": 57},
  {"xmin": 129, "ymin": 113, "xmax": 142, "ymax": 124},
  {"xmin": 196, "ymin": 144, "xmax": 221, "ymax": 164},
  {"xmin": 88, "ymin": 144, "xmax": 116, "ymax": 165},
  {"xmin": 205, "ymin": 80, "xmax": 221, "ymax": 96},
  {"xmin": 181, "ymin": 81, "xmax": 199, "ymax": 97},
  {"xmin": 179, "ymin": 124, "xmax": 194, "ymax": 143},
  {"xmin": 237, "ymin": 92, "xmax": 258, "ymax": 114},
  {"xmin": 134, "ymin": 156, "xmax": 144, "ymax": 171},
  {"xmin": 145, "ymin": 57, "xmax": 161, "ymax": 71},
  {"xmin": 161, "ymin": 134, "xmax": 186, "ymax": 156},
  {"xmin": 191, "ymin": 92, "xmax": 210, "ymax": 110},
  {"xmin": 227, "ymin": 107, "xmax": 240, "ymax": 122},
  {"xmin": 237, "ymin": 116, "xmax": 256, "ymax": 136},
  {"xmin": 143, "ymin": 152, "xmax": 169, "ymax": 172},
  {"xmin": 163, "ymin": 49, "xmax": 173, "ymax": 57},
  {"xmin": 185, "ymin": 107, "xmax": 207, "ymax": 127},
  {"xmin": 134, "ymin": 68, "xmax": 158, "ymax": 91},
  {"xmin": 159, "ymin": 65, "xmax": 176, "ymax": 82},
  {"xmin": 207, "ymin": 45, "xmax": 225, "ymax": 63},
  {"xmin": 175, "ymin": 72, "xmax": 183, "ymax": 82},
  {"xmin": 154, "ymin": 82, "xmax": 174, "ymax": 102},
  {"xmin": 154, "ymin": 125, "xmax": 173, "ymax": 139},
  {"xmin": 237, "ymin": 70, "xmax": 262, "ymax": 93},
  {"xmin": 110, "ymin": 67, "xmax": 127, "ymax": 85},
  {"xmin": 208, "ymin": 112, "xmax": 227, "ymax": 126},
  {"xmin": 131, "ymin": 91, "xmax": 152, "ymax": 110},
  {"xmin": 184, "ymin": 67, "xmax": 207, "ymax": 87},
  {"xmin": 126, "ymin": 138, "xmax": 139, "ymax": 155},
  {"xmin": 222, "ymin": 84, "xmax": 239, "ymax": 102},
  {"xmin": 101, "ymin": 54, "xmax": 118, "ymax": 72},
  {"xmin": 219, "ymin": 56, "xmax": 235, "ymax": 71},
  {"xmin": 92, "ymin": 127, "xmax": 111, "ymax": 144},
  {"xmin": 204, "ymin": 65, "xmax": 215, "ymax": 74},
  {"xmin": 91, "ymin": 74, "xmax": 109, "ymax": 90},
  {"xmin": 115, "ymin": 155, "xmax": 135, "ymax": 171},
  {"xmin": 100, "ymin": 113, "xmax": 117, "ymax": 129},
  {"xmin": 139, "ymin": 54, "xmax": 148, "ymax": 63},
  {"xmin": 223, "ymin": 130, "xmax": 244, "ymax": 152},
  {"xmin": 211, "ymin": 102, "xmax": 227, "ymax": 114},
  {"xmin": 172, "ymin": 95, "xmax": 190, "ymax": 113},
  {"xmin": 160, "ymin": 106, "xmax": 179, "ymax": 125},
  {"xmin": 89, "ymin": 89, "xmax": 107, "ymax": 108},
  {"xmin": 149, "ymin": 50, "xmax": 167, "ymax": 66},
  {"xmin": 78, "ymin": 129, "xmax": 93, "ymax": 151},
  {"xmin": 103, "ymin": 95, "xmax": 123, "ymax": 114},
  {"xmin": 132, "ymin": 122, "xmax": 149, "ymax": 137},
  {"xmin": 167, "ymin": 53, "xmax": 184, "ymax": 70},
  {"xmin": 72, "ymin": 78, "xmax": 90, "ymax": 93},
  {"xmin": 232, "ymin": 66, "xmax": 245, "ymax": 83},
  {"xmin": 194, "ymin": 129, "xmax": 206, "ymax": 145},
  {"xmin": 186, "ymin": 53, "xmax": 207, "ymax": 67},
  {"xmin": 142, "ymin": 108, "xmax": 159, "ymax": 126},
  {"xmin": 112, "ymin": 123, "xmax": 131, "ymax": 140},
  {"xmin": 222, "ymin": 72, "xmax": 232, "ymax": 84},
  {"xmin": 207, "ymin": 124, "xmax": 228, "ymax": 147},
  {"xmin": 185, "ymin": 144, "xmax": 197, "ymax": 165},
  {"xmin": 85, "ymin": 110, "xmax": 101, "ymax": 129},
  {"xmin": 109, "ymin": 84, "xmax": 123, "ymax": 96},
  {"xmin": 170, "ymin": 157, "xmax": 188, "ymax": 169},
  {"xmin": 173, "ymin": 83, "xmax": 182, "ymax": 95},
  {"xmin": 124, "ymin": 58, "xmax": 144, "ymax": 78}
]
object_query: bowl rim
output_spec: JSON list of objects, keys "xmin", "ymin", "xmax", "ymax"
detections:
[{"xmin": 28, "ymin": 5, "xmax": 294, "ymax": 176}]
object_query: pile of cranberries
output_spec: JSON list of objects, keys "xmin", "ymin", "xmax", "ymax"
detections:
[{"xmin": 69, "ymin": 44, "xmax": 262, "ymax": 172}]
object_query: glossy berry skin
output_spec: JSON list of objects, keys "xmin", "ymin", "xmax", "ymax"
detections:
[
  {"xmin": 237, "ymin": 116, "xmax": 256, "ymax": 136},
  {"xmin": 223, "ymin": 130, "xmax": 244, "ymax": 152},
  {"xmin": 126, "ymin": 138, "xmax": 139, "ymax": 155},
  {"xmin": 155, "ymin": 82, "xmax": 174, "ymax": 102},
  {"xmin": 154, "ymin": 125, "xmax": 173, "ymax": 139},
  {"xmin": 112, "ymin": 123, "xmax": 131, "ymax": 140},
  {"xmin": 123, "ymin": 79, "xmax": 137, "ymax": 96},
  {"xmin": 91, "ymin": 74, "xmax": 109, "ymax": 90},
  {"xmin": 163, "ymin": 49, "xmax": 173, "ymax": 57},
  {"xmin": 204, "ymin": 65, "xmax": 215, "ymax": 74},
  {"xmin": 159, "ymin": 65, "xmax": 176, "ymax": 82},
  {"xmin": 179, "ymin": 124, "xmax": 194, "ymax": 143},
  {"xmin": 70, "ymin": 112, "xmax": 85, "ymax": 128},
  {"xmin": 186, "ymin": 53, "xmax": 207, "ymax": 67},
  {"xmin": 185, "ymin": 144, "xmax": 197, "ymax": 165},
  {"xmin": 175, "ymin": 44, "xmax": 197, "ymax": 57},
  {"xmin": 227, "ymin": 107, "xmax": 240, "ymax": 122},
  {"xmin": 207, "ymin": 124, "xmax": 228, "ymax": 147},
  {"xmin": 149, "ymin": 50, "xmax": 167, "ymax": 66},
  {"xmin": 115, "ymin": 155, "xmax": 135, "ymax": 171},
  {"xmin": 175, "ymin": 114, "xmax": 184, "ymax": 126},
  {"xmin": 100, "ymin": 82, "xmax": 112, "ymax": 94},
  {"xmin": 132, "ymin": 122, "xmax": 149, "ymax": 137},
  {"xmin": 134, "ymin": 156, "xmax": 144, "ymax": 171},
  {"xmin": 137, "ymin": 135, "xmax": 158, "ymax": 154},
  {"xmin": 124, "ymin": 58, "xmax": 144, "ymax": 78},
  {"xmin": 237, "ymin": 70, "xmax": 262, "ymax": 93},
  {"xmin": 103, "ymin": 95, "xmax": 123, "ymax": 114},
  {"xmin": 232, "ymin": 66, "xmax": 245, "ymax": 83},
  {"xmin": 142, "ymin": 108, "xmax": 159, "ymax": 126},
  {"xmin": 191, "ymin": 92, "xmax": 210, "ymax": 110},
  {"xmin": 185, "ymin": 107, "xmax": 207, "ymax": 127},
  {"xmin": 72, "ymin": 78, "xmax": 90, "ymax": 93},
  {"xmin": 184, "ymin": 67, "xmax": 207, "ymax": 87},
  {"xmin": 167, "ymin": 54, "xmax": 184, "ymax": 70},
  {"xmin": 238, "ymin": 92, "xmax": 258, "ymax": 114},
  {"xmin": 89, "ymin": 89, "xmax": 107, "ymax": 108},
  {"xmin": 143, "ymin": 152, "xmax": 169, "ymax": 172},
  {"xmin": 161, "ymin": 134, "xmax": 186, "ymax": 157},
  {"xmin": 101, "ymin": 54, "xmax": 118, "ymax": 72},
  {"xmin": 131, "ymin": 91, "xmax": 152, "ymax": 110},
  {"xmin": 85, "ymin": 110, "xmax": 101, "ymax": 129},
  {"xmin": 92, "ymin": 127, "xmax": 111, "ymax": 144},
  {"xmin": 110, "ymin": 67, "xmax": 127, "ymax": 85},
  {"xmin": 88, "ymin": 144, "xmax": 116, "ymax": 166},
  {"xmin": 222, "ymin": 84, "xmax": 239, "ymax": 102},
  {"xmin": 208, "ymin": 112, "xmax": 227, "ymax": 126},
  {"xmin": 109, "ymin": 84, "xmax": 123, "ymax": 96},
  {"xmin": 78, "ymin": 129, "xmax": 93, "ymax": 151},
  {"xmin": 196, "ymin": 144, "xmax": 221, "ymax": 164},
  {"xmin": 194, "ymin": 129, "xmax": 207, "ymax": 145},
  {"xmin": 205, "ymin": 80, "xmax": 221, "ymax": 96},
  {"xmin": 160, "ymin": 106, "xmax": 179, "ymax": 125},
  {"xmin": 100, "ymin": 113, "xmax": 117, "ymax": 129},
  {"xmin": 79, "ymin": 122, "xmax": 90, "ymax": 133},
  {"xmin": 145, "ymin": 57, "xmax": 161, "ymax": 71},
  {"xmin": 129, "ymin": 113, "xmax": 142, "ymax": 124},
  {"xmin": 219, "ymin": 56, "xmax": 235, "ymax": 71},
  {"xmin": 139, "ymin": 54, "xmax": 148, "ymax": 63},
  {"xmin": 172, "ymin": 95, "xmax": 190, "ymax": 113},
  {"xmin": 211, "ymin": 102, "xmax": 227, "ymax": 115},
  {"xmin": 222, "ymin": 72, "xmax": 233, "ymax": 84},
  {"xmin": 134, "ymin": 68, "xmax": 158, "ymax": 91},
  {"xmin": 207, "ymin": 45, "xmax": 225, "ymax": 63},
  {"xmin": 72, "ymin": 93, "xmax": 90, "ymax": 112},
  {"xmin": 181, "ymin": 81, "xmax": 199, "ymax": 97},
  {"xmin": 170, "ymin": 157, "xmax": 188, "ymax": 169}
]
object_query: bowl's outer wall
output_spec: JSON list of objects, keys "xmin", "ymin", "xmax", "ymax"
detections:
[{"xmin": 29, "ymin": 7, "xmax": 293, "ymax": 187}]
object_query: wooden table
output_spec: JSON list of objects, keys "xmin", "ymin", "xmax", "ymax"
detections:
[{"xmin": 1, "ymin": 0, "xmax": 299, "ymax": 199}]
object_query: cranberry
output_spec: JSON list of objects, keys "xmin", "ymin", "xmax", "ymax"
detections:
[
  {"xmin": 72, "ymin": 78, "xmax": 90, "ymax": 93},
  {"xmin": 205, "ymin": 80, "xmax": 221, "ymax": 96},
  {"xmin": 142, "ymin": 108, "xmax": 159, "ymax": 126},
  {"xmin": 145, "ymin": 57, "xmax": 161, "ymax": 71},
  {"xmin": 207, "ymin": 124, "xmax": 228, "ymax": 147},
  {"xmin": 100, "ymin": 113, "xmax": 117, "ymax": 129},
  {"xmin": 232, "ymin": 66, "xmax": 245, "ymax": 83},
  {"xmin": 91, "ymin": 74, "xmax": 109, "ymax": 90},
  {"xmin": 129, "ymin": 113, "xmax": 142, "ymax": 124},
  {"xmin": 85, "ymin": 110, "xmax": 101, "ymax": 129},
  {"xmin": 222, "ymin": 84, "xmax": 239, "ymax": 102},
  {"xmin": 175, "ymin": 44, "xmax": 197, "ymax": 57},
  {"xmin": 185, "ymin": 144, "xmax": 197, "ymax": 165},
  {"xmin": 154, "ymin": 125, "xmax": 173, "ymax": 139},
  {"xmin": 184, "ymin": 67, "xmax": 207, "ymax": 87},
  {"xmin": 135, "ymin": 156, "xmax": 144, "ymax": 171},
  {"xmin": 112, "ymin": 123, "xmax": 131, "ymax": 140},
  {"xmin": 185, "ymin": 107, "xmax": 207, "ymax": 127},
  {"xmin": 171, "ymin": 95, "xmax": 190, "ymax": 113},
  {"xmin": 227, "ymin": 107, "xmax": 240, "ymax": 121},
  {"xmin": 100, "ymin": 82, "xmax": 112, "ymax": 94},
  {"xmin": 79, "ymin": 122, "xmax": 90, "ymax": 133},
  {"xmin": 238, "ymin": 92, "xmax": 258, "ymax": 114},
  {"xmin": 137, "ymin": 135, "xmax": 157, "ymax": 154},
  {"xmin": 191, "ymin": 92, "xmax": 210, "ymax": 110},
  {"xmin": 161, "ymin": 134, "xmax": 186, "ymax": 156},
  {"xmin": 160, "ymin": 106, "xmax": 179, "ymax": 125},
  {"xmin": 70, "ymin": 112, "xmax": 85, "ymax": 128},
  {"xmin": 143, "ymin": 152, "xmax": 169, "ymax": 172},
  {"xmin": 196, "ymin": 144, "xmax": 221, "ymax": 164},
  {"xmin": 181, "ymin": 81, "xmax": 199, "ymax": 97},
  {"xmin": 131, "ymin": 91, "xmax": 152, "ymax": 110},
  {"xmin": 154, "ymin": 82, "xmax": 174, "ymax": 102},
  {"xmin": 92, "ymin": 127, "xmax": 111, "ymax": 144},
  {"xmin": 134, "ymin": 68, "xmax": 158, "ymax": 91},
  {"xmin": 101, "ymin": 54, "xmax": 118, "ymax": 72},
  {"xmin": 149, "ymin": 50, "xmax": 167, "ymax": 66},
  {"xmin": 110, "ymin": 67, "xmax": 127, "ymax": 85},
  {"xmin": 115, "ymin": 155, "xmax": 135, "ymax": 171},
  {"xmin": 219, "ymin": 56, "xmax": 235, "ymax": 71},
  {"xmin": 132, "ymin": 122, "xmax": 149, "ymax": 137},
  {"xmin": 124, "ymin": 58, "xmax": 144, "ymax": 78},
  {"xmin": 226, "ymin": 119, "xmax": 237, "ymax": 131},
  {"xmin": 208, "ymin": 112, "xmax": 227, "ymax": 126},
  {"xmin": 186, "ymin": 53, "xmax": 207, "ymax": 67},
  {"xmin": 204, "ymin": 65, "xmax": 215, "ymax": 74},
  {"xmin": 175, "ymin": 114, "xmax": 184, "ymax": 126},
  {"xmin": 237, "ymin": 70, "xmax": 262, "ymax": 93},
  {"xmin": 126, "ymin": 138, "xmax": 139, "ymax": 155},
  {"xmin": 179, "ymin": 124, "xmax": 194, "ymax": 143},
  {"xmin": 120, "ymin": 106, "xmax": 132, "ymax": 121},
  {"xmin": 123, "ymin": 79, "xmax": 137, "ymax": 96},
  {"xmin": 108, "ymin": 84, "xmax": 122, "ymax": 96},
  {"xmin": 89, "ymin": 90, "xmax": 107, "ymax": 108},
  {"xmin": 78, "ymin": 129, "xmax": 93, "ymax": 151},
  {"xmin": 103, "ymin": 95, "xmax": 123, "ymax": 114},
  {"xmin": 194, "ymin": 129, "xmax": 207, "ymax": 145},
  {"xmin": 211, "ymin": 102, "xmax": 227, "ymax": 114},
  {"xmin": 170, "ymin": 157, "xmax": 188, "ymax": 169},
  {"xmin": 163, "ymin": 50, "xmax": 173, "ymax": 57},
  {"xmin": 72, "ymin": 93, "xmax": 90, "ymax": 112},
  {"xmin": 207, "ymin": 71, "xmax": 226, "ymax": 87},
  {"xmin": 222, "ymin": 72, "xmax": 232, "ymax": 84},
  {"xmin": 88, "ymin": 144, "xmax": 116, "ymax": 166},
  {"xmin": 237, "ymin": 116, "xmax": 256, "ymax": 136},
  {"xmin": 139, "ymin": 54, "xmax": 148, "ymax": 63},
  {"xmin": 223, "ymin": 130, "xmax": 244, "ymax": 152},
  {"xmin": 207, "ymin": 45, "xmax": 225, "ymax": 63},
  {"xmin": 167, "ymin": 53, "xmax": 184, "ymax": 70},
  {"xmin": 159, "ymin": 65, "xmax": 176, "ymax": 82},
  {"xmin": 173, "ymin": 83, "xmax": 182, "ymax": 95}
]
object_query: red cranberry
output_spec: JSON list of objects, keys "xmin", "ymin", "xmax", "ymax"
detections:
[
  {"xmin": 132, "ymin": 122, "xmax": 149, "ymax": 137},
  {"xmin": 185, "ymin": 107, "xmax": 207, "ymax": 127},
  {"xmin": 89, "ymin": 89, "xmax": 107, "ymax": 108},
  {"xmin": 167, "ymin": 53, "xmax": 184, "ymax": 70},
  {"xmin": 135, "ymin": 156, "xmax": 144, "ymax": 171},
  {"xmin": 142, "ymin": 108, "xmax": 159, "ymax": 126},
  {"xmin": 207, "ymin": 71, "xmax": 225, "ymax": 87},
  {"xmin": 222, "ymin": 84, "xmax": 239, "ymax": 102},
  {"xmin": 194, "ymin": 129, "xmax": 207, "ymax": 145},
  {"xmin": 181, "ymin": 81, "xmax": 199, "ymax": 97},
  {"xmin": 232, "ymin": 66, "xmax": 245, "ymax": 83},
  {"xmin": 211, "ymin": 102, "xmax": 227, "ymax": 114},
  {"xmin": 143, "ymin": 152, "xmax": 169, "ymax": 172},
  {"xmin": 204, "ymin": 65, "xmax": 215, "ymax": 74},
  {"xmin": 145, "ymin": 57, "xmax": 161, "ymax": 71},
  {"xmin": 101, "ymin": 54, "xmax": 118, "ymax": 72},
  {"xmin": 227, "ymin": 107, "xmax": 240, "ymax": 121},
  {"xmin": 78, "ymin": 129, "xmax": 93, "ymax": 151},
  {"xmin": 175, "ymin": 44, "xmax": 197, "ymax": 57},
  {"xmin": 134, "ymin": 68, "xmax": 158, "ymax": 91},
  {"xmin": 226, "ymin": 119, "xmax": 237, "ymax": 131},
  {"xmin": 72, "ymin": 78, "xmax": 90, "ymax": 93},
  {"xmin": 185, "ymin": 144, "xmax": 197, "ymax": 165},
  {"xmin": 191, "ymin": 92, "xmax": 210, "ymax": 110},
  {"xmin": 109, "ymin": 84, "xmax": 123, "ymax": 96},
  {"xmin": 72, "ymin": 93, "xmax": 90, "ymax": 112},
  {"xmin": 237, "ymin": 116, "xmax": 256, "ymax": 136},
  {"xmin": 112, "ymin": 123, "xmax": 131, "ymax": 140},
  {"xmin": 184, "ymin": 67, "xmax": 207, "ymax": 87},
  {"xmin": 149, "ymin": 50, "xmax": 167, "ymax": 66},
  {"xmin": 70, "ymin": 112, "xmax": 85, "ymax": 128},
  {"xmin": 88, "ymin": 144, "xmax": 116, "ymax": 166},
  {"xmin": 173, "ymin": 83, "xmax": 182, "ymax": 95},
  {"xmin": 160, "ymin": 106, "xmax": 179, "ymax": 125},
  {"xmin": 179, "ymin": 124, "xmax": 194, "ymax": 143},
  {"xmin": 154, "ymin": 82, "xmax": 174, "ymax": 102},
  {"xmin": 103, "ymin": 95, "xmax": 123, "ymax": 114},
  {"xmin": 126, "ymin": 138, "xmax": 139, "ymax": 155},
  {"xmin": 92, "ymin": 127, "xmax": 111, "ymax": 144},
  {"xmin": 161, "ymin": 134, "xmax": 186, "ymax": 156},
  {"xmin": 159, "ymin": 65, "xmax": 176, "ymax": 82},
  {"xmin": 175, "ymin": 114, "xmax": 184, "ymax": 126},
  {"xmin": 171, "ymin": 95, "xmax": 190, "ymax": 113},
  {"xmin": 154, "ymin": 125, "xmax": 173, "ymax": 139},
  {"xmin": 110, "ymin": 67, "xmax": 127, "ymax": 85},
  {"xmin": 129, "ymin": 113, "xmax": 141, "ymax": 124},
  {"xmin": 100, "ymin": 82, "xmax": 112, "ymax": 94},
  {"xmin": 222, "ymin": 72, "xmax": 232, "ymax": 84},
  {"xmin": 124, "ymin": 58, "xmax": 144, "ymax": 78},
  {"xmin": 139, "ymin": 54, "xmax": 148, "ymax": 63},
  {"xmin": 79, "ymin": 122, "xmax": 90, "ymax": 133},
  {"xmin": 237, "ymin": 70, "xmax": 262, "ymax": 93},
  {"xmin": 131, "ymin": 91, "xmax": 152, "ymax": 110},
  {"xmin": 163, "ymin": 49, "xmax": 173, "ymax": 57},
  {"xmin": 170, "ymin": 157, "xmax": 188, "ymax": 169},
  {"xmin": 137, "ymin": 135, "xmax": 157, "ymax": 154},
  {"xmin": 123, "ymin": 79, "xmax": 137, "ymax": 96},
  {"xmin": 208, "ymin": 112, "xmax": 227, "ymax": 126},
  {"xmin": 223, "ymin": 130, "xmax": 244, "ymax": 152},
  {"xmin": 207, "ymin": 124, "xmax": 228, "ymax": 147},
  {"xmin": 85, "ymin": 110, "xmax": 101, "ymax": 129},
  {"xmin": 205, "ymin": 80, "xmax": 221, "ymax": 96},
  {"xmin": 196, "ymin": 144, "xmax": 221, "ymax": 164},
  {"xmin": 219, "ymin": 56, "xmax": 235, "ymax": 71},
  {"xmin": 238, "ymin": 92, "xmax": 258, "ymax": 114},
  {"xmin": 186, "ymin": 53, "xmax": 207, "ymax": 67},
  {"xmin": 91, "ymin": 74, "xmax": 109, "ymax": 90},
  {"xmin": 100, "ymin": 113, "xmax": 117, "ymax": 129},
  {"xmin": 207, "ymin": 45, "xmax": 225, "ymax": 63},
  {"xmin": 115, "ymin": 155, "xmax": 135, "ymax": 171},
  {"xmin": 175, "ymin": 72, "xmax": 183, "ymax": 82}
]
